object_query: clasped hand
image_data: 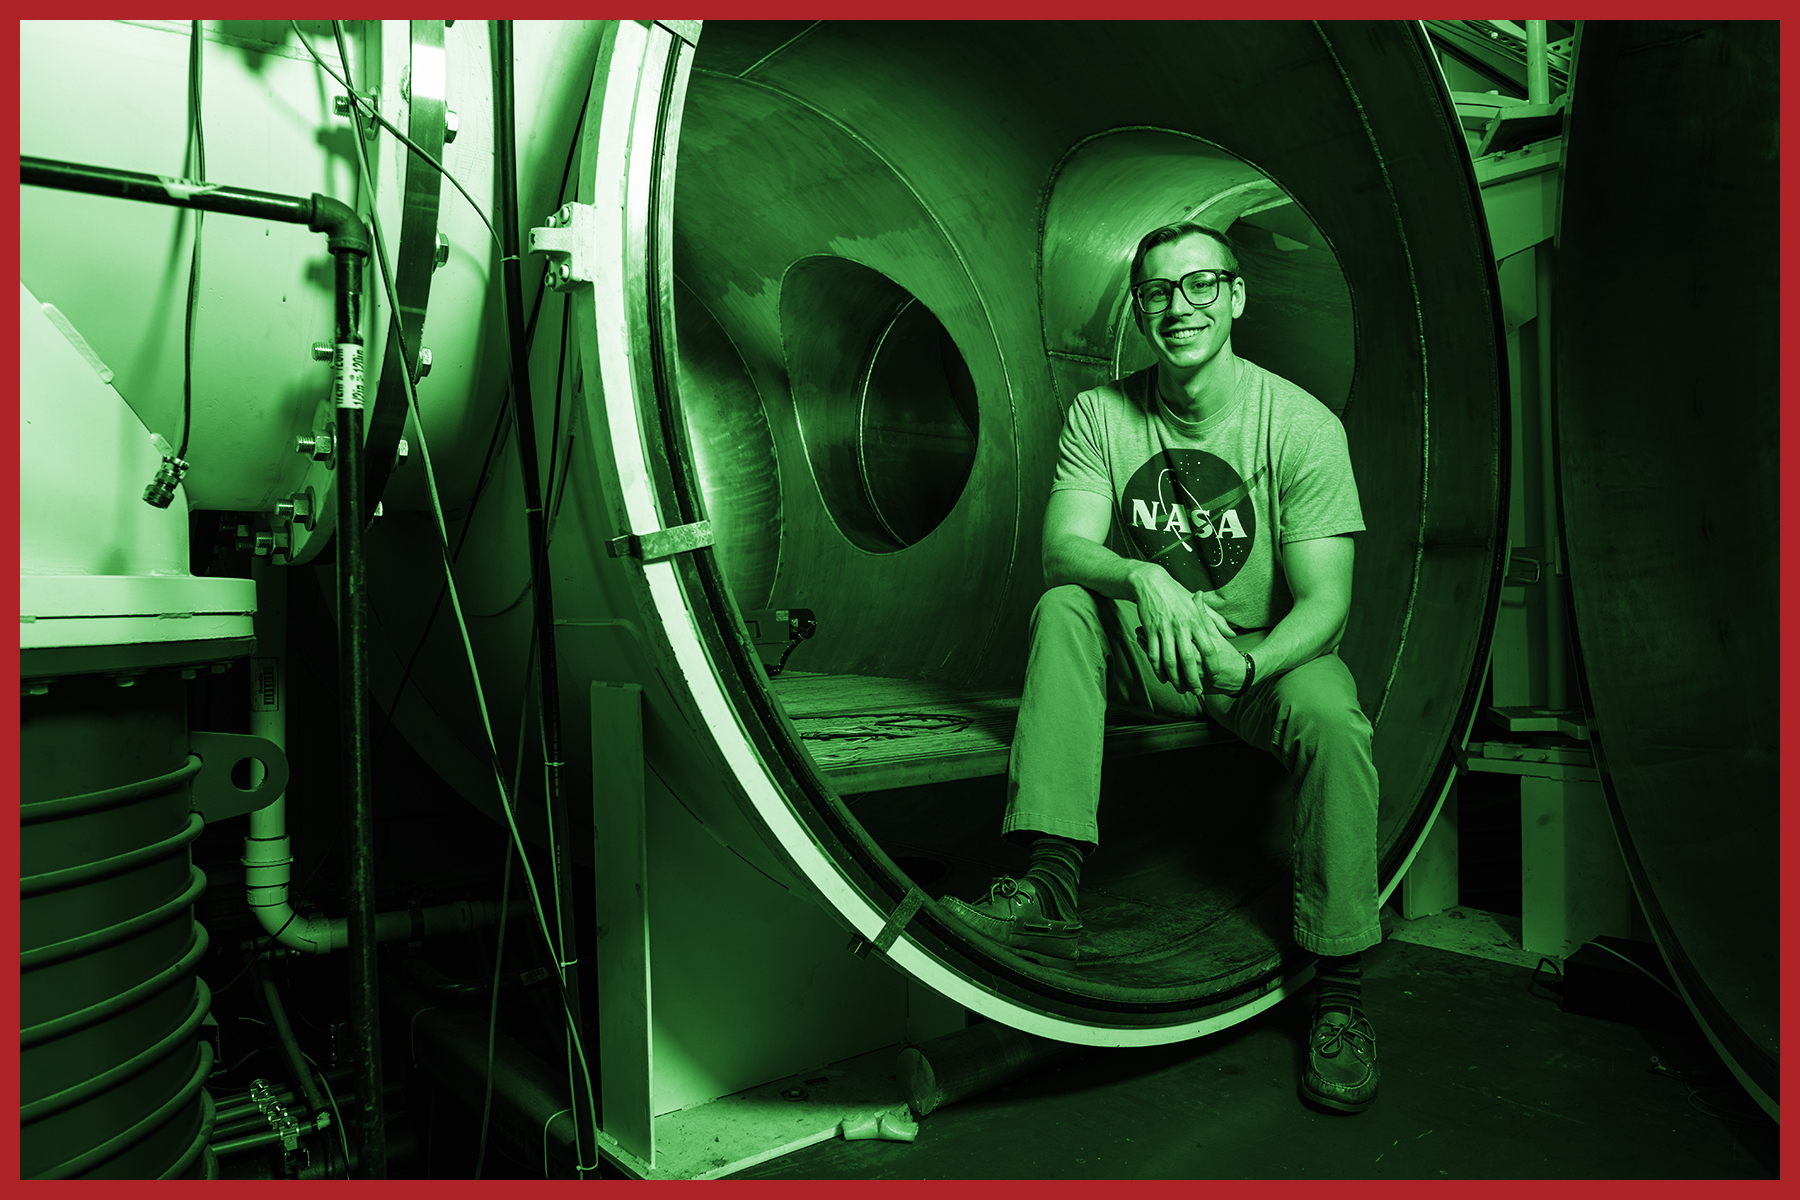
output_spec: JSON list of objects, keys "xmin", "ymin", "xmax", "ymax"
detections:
[{"xmin": 1131, "ymin": 564, "xmax": 1244, "ymax": 696}]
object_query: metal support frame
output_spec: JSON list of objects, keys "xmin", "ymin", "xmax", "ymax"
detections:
[{"xmin": 589, "ymin": 680, "xmax": 914, "ymax": 1178}]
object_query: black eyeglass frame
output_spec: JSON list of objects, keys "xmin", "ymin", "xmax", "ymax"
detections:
[{"xmin": 1130, "ymin": 268, "xmax": 1242, "ymax": 315}]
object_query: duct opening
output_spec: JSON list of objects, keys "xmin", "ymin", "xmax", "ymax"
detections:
[
  {"xmin": 781, "ymin": 257, "xmax": 980, "ymax": 553},
  {"xmin": 1041, "ymin": 128, "xmax": 1355, "ymax": 419},
  {"xmin": 719, "ymin": 128, "xmax": 1368, "ymax": 1001}
]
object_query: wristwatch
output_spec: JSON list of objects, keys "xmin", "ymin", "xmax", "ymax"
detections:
[{"xmin": 1228, "ymin": 651, "xmax": 1256, "ymax": 697}]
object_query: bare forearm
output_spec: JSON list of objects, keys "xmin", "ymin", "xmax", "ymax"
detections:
[
  {"xmin": 1238, "ymin": 593, "xmax": 1348, "ymax": 679},
  {"xmin": 1045, "ymin": 533, "xmax": 1162, "ymax": 602}
]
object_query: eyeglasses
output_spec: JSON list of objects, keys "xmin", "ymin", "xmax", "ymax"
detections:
[{"xmin": 1130, "ymin": 269, "xmax": 1240, "ymax": 315}]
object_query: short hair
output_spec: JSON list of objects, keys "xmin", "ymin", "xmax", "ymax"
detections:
[{"xmin": 1128, "ymin": 222, "xmax": 1240, "ymax": 285}]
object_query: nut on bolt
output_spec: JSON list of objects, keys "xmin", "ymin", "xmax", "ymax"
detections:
[
  {"xmin": 236, "ymin": 522, "xmax": 275, "ymax": 557},
  {"xmin": 334, "ymin": 92, "xmax": 378, "ymax": 137},
  {"xmin": 444, "ymin": 109, "xmax": 459, "ymax": 143},
  {"xmin": 393, "ymin": 438, "xmax": 410, "ymax": 471},
  {"xmin": 434, "ymin": 232, "xmax": 450, "ymax": 269},
  {"xmin": 274, "ymin": 487, "xmax": 317, "ymax": 532},
  {"xmin": 415, "ymin": 348, "xmax": 433, "ymax": 380},
  {"xmin": 296, "ymin": 431, "xmax": 335, "ymax": 464}
]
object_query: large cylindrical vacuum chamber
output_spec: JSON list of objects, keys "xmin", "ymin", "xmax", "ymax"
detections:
[{"xmin": 370, "ymin": 20, "xmax": 1508, "ymax": 1043}]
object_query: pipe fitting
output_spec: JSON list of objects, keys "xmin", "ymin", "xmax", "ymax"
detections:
[{"xmin": 307, "ymin": 194, "xmax": 370, "ymax": 257}]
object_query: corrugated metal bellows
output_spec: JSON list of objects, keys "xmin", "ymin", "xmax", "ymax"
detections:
[{"xmin": 21, "ymin": 672, "xmax": 216, "ymax": 1179}]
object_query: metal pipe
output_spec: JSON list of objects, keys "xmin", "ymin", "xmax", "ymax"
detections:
[
  {"xmin": 1526, "ymin": 21, "xmax": 1551, "ymax": 105},
  {"xmin": 384, "ymin": 978, "xmax": 581, "ymax": 1177},
  {"xmin": 1536, "ymin": 242, "xmax": 1567, "ymax": 709},
  {"xmin": 252, "ymin": 958, "xmax": 329, "ymax": 1120},
  {"xmin": 491, "ymin": 20, "xmax": 595, "ymax": 1175},
  {"xmin": 243, "ymin": 556, "xmax": 338, "ymax": 954},
  {"xmin": 211, "ymin": 1077, "xmax": 401, "ymax": 1151},
  {"xmin": 327, "ymin": 230, "xmax": 384, "ymax": 1179},
  {"xmin": 21, "ymin": 155, "xmax": 311, "ymax": 225},
  {"xmin": 20, "ymin": 156, "xmax": 368, "ymax": 259},
  {"xmin": 215, "ymin": 1066, "xmax": 358, "ymax": 1124}
]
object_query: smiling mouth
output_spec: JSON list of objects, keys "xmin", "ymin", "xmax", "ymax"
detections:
[{"xmin": 1163, "ymin": 326, "xmax": 1205, "ymax": 342}]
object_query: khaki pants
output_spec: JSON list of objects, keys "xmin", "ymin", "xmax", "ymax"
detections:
[{"xmin": 1002, "ymin": 584, "xmax": 1382, "ymax": 955}]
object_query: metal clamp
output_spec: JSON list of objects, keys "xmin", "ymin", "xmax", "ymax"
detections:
[
  {"xmin": 528, "ymin": 202, "xmax": 598, "ymax": 291},
  {"xmin": 1503, "ymin": 546, "xmax": 1544, "ymax": 588},
  {"xmin": 849, "ymin": 887, "xmax": 928, "ymax": 961},
  {"xmin": 246, "ymin": 1079, "xmax": 310, "ymax": 1151},
  {"xmin": 607, "ymin": 519, "xmax": 714, "ymax": 563}
]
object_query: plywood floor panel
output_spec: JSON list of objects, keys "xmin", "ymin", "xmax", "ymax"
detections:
[{"xmin": 769, "ymin": 671, "xmax": 1226, "ymax": 794}]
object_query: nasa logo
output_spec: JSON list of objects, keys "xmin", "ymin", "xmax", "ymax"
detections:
[{"xmin": 1119, "ymin": 449, "xmax": 1257, "ymax": 590}]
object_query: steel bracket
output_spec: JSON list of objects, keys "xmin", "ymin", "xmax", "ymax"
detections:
[
  {"xmin": 190, "ymin": 730, "xmax": 289, "ymax": 823},
  {"xmin": 607, "ymin": 519, "xmax": 714, "ymax": 563},
  {"xmin": 528, "ymin": 201, "xmax": 599, "ymax": 291}
]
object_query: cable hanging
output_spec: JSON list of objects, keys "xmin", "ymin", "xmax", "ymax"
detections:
[{"xmin": 294, "ymin": 20, "xmax": 600, "ymax": 1169}]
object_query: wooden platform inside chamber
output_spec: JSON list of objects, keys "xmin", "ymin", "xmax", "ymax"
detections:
[{"xmin": 768, "ymin": 671, "xmax": 1228, "ymax": 794}]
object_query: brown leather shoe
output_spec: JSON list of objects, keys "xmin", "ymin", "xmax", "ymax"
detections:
[
  {"xmin": 939, "ymin": 876, "xmax": 1081, "ymax": 965},
  {"xmin": 1301, "ymin": 1006, "xmax": 1379, "ymax": 1112}
]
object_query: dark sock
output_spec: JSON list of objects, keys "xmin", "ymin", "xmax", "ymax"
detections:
[
  {"xmin": 1023, "ymin": 835, "xmax": 1084, "ymax": 922},
  {"xmin": 1315, "ymin": 952, "xmax": 1363, "ymax": 1017}
]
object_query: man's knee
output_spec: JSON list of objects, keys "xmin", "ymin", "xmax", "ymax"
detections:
[
  {"xmin": 1274, "ymin": 668, "xmax": 1372, "ymax": 756},
  {"xmin": 1031, "ymin": 583, "xmax": 1103, "ymax": 636}
]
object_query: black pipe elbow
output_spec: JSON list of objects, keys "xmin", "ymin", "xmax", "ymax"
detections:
[{"xmin": 308, "ymin": 193, "xmax": 370, "ymax": 257}]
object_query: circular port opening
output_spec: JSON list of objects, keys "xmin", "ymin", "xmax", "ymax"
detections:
[{"xmin": 781, "ymin": 257, "xmax": 979, "ymax": 552}]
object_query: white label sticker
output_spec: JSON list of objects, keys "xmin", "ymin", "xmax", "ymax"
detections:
[
  {"xmin": 335, "ymin": 343, "xmax": 365, "ymax": 410},
  {"xmin": 251, "ymin": 657, "xmax": 280, "ymax": 712}
]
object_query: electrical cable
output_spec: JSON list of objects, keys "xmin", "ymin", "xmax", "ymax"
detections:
[
  {"xmin": 217, "ymin": 1044, "xmax": 276, "ymax": 1079},
  {"xmin": 474, "ymin": 839, "xmax": 512, "ymax": 1181},
  {"xmin": 1580, "ymin": 940, "xmax": 1686, "ymax": 1004},
  {"xmin": 488, "ymin": 24, "xmax": 595, "ymax": 1167},
  {"xmin": 1647, "ymin": 1057, "xmax": 1768, "ymax": 1127},
  {"xmin": 1526, "ymin": 955, "xmax": 1563, "ymax": 1003},
  {"xmin": 178, "ymin": 19, "xmax": 205, "ymax": 462},
  {"xmin": 542, "ymin": 1107, "xmax": 572, "ymax": 1180},
  {"xmin": 292, "ymin": 21, "xmax": 502, "ymax": 258},
  {"xmin": 313, "ymin": 19, "xmax": 598, "ymax": 1144},
  {"xmin": 301, "ymin": 1050, "xmax": 353, "ymax": 1175},
  {"xmin": 543, "ymin": 298, "xmax": 579, "ymax": 544},
  {"xmin": 369, "ymin": 78, "xmax": 587, "ymax": 752},
  {"xmin": 476, "ymin": 651, "xmax": 536, "ymax": 1180},
  {"xmin": 543, "ymin": 294, "xmax": 572, "ymax": 521},
  {"xmin": 463, "ymin": 297, "xmax": 579, "ymax": 622},
  {"xmin": 211, "ymin": 863, "xmax": 315, "ymax": 993},
  {"xmin": 326, "ymin": 21, "xmax": 558, "ymax": 951},
  {"xmin": 313, "ymin": 23, "xmax": 594, "ymax": 1101},
  {"xmin": 292, "ymin": 26, "xmax": 601, "ymax": 1166}
]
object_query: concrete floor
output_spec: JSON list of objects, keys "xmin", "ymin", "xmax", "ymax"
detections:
[{"xmin": 729, "ymin": 923, "xmax": 1777, "ymax": 1180}]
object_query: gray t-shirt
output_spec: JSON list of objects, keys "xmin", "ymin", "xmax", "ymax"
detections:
[{"xmin": 1052, "ymin": 359, "xmax": 1364, "ymax": 631}]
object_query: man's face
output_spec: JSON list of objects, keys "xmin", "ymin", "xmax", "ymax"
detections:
[{"xmin": 1135, "ymin": 233, "xmax": 1246, "ymax": 375}]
